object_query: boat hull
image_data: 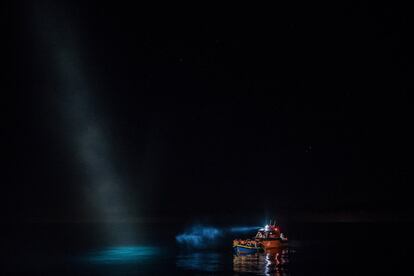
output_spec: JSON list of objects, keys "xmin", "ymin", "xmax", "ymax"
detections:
[
  {"xmin": 233, "ymin": 245, "xmax": 262, "ymax": 254},
  {"xmin": 259, "ymin": 239, "xmax": 288, "ymax": 249}
]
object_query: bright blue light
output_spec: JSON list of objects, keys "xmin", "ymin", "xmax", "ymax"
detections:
[
  {"xmin": 229, "ymin": 226, "xmax": 261, "ymax": 233},
  {"xmin": 84, "ymin": 246, "xmax": 160, "ymax": 264},
  {"xmin": 176, "ymin": 225, "xmax": 261, "ymax": 248},
  {"xmin": 176, "ymin": 226, "xmax": 222, "ymax": 248}
]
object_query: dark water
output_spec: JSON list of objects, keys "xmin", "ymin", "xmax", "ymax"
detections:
[{"xmin": 3, "ymin": 221, "xmax": 412, "ymax": 275}]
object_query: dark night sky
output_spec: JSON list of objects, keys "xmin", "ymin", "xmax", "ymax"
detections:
[{"xmin": 6, "ymin": 1, "xmax": 411, "ymax": 222}]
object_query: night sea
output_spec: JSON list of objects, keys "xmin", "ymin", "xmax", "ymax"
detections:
[
  {"xmin": 6, "ymin": 0, "xmax": 411, "ymax": 275},
  {"xmin": 3, "ymin": 219, "xmax": 413, "ymax": 275}
]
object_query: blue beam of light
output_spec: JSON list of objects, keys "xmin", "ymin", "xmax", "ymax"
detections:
[
  {"xmin": 82, "ymin": 246, "xmax": 160, "ymax": 264},
  {"xmin": 176, "ymin": 226, "xmax": 222, "ymax": 249},
  {"xmin": 31, "ymin": 2, "xmax": 136, "ymax": 242},
  {"xmin": 176, "ymin": 225, "xmax": 261, "ymax": 248},
  {"xmin": 228, "ymin": 226, "xmax": 262, "ymax": 233}
]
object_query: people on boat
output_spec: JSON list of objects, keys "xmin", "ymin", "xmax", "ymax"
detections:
[
  {"xmin": 234, "ymin": 222, "xmax": 288, "ymax": 251},
  {"xmin": 234, "ymin": 238, "xmax": 261, "ymax": 248}
]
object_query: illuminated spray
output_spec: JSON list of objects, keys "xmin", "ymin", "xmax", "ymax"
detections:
[
  {"xmin": 176, "ymin": 226, "xmax": 222, "ymax": 248},
  {"xmin": 229, "ymin": 226, "xmax": 262, "ymax": 232},
  {"xmin": 176, "ymin": 225, "xmax": 261, "ymax": 248}
]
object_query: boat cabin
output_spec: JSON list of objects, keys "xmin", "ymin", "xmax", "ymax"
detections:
[{"xmin": 255, "ymin": 225, "xmax": 281, "ymax": 239}]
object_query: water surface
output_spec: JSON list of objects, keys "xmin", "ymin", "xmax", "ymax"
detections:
[{"xmin": 3, "ymin": 222, "xmax": 412, "ymax": 275}]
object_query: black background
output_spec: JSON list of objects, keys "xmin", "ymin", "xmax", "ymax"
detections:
[{"xmin": 6, "ymin": 1, "xmax": 411, "ymax": 222}]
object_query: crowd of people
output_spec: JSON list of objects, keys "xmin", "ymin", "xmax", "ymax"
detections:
[
  {"xmin": 233, "ymin": 224, "xmax": 288, "ymax": 249},
  {"xmin": 255, "ymin": 230, "xmax": 280, "ymax": 239},
  {"xmin": 233, "ymin": 239, "xmax": 262, "ymax": 248}
]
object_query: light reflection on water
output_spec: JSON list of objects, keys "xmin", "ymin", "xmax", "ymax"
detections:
[
  {"xmin": 84, "ymin": 246, "xmax": 160, "ymax": 264},
  {"xmin": 79, "ymin": 246, "xmax": 290, "ymax": 274},
  {"xmin": 175, "ymin": 248, "xmax": 290, "ymax": 274},
  {"xmin": 233, "ymin": 248, "xmax": 290, "ymax": 275},
  {"xmin": 176, "ymin": 252, "xmax": 223, "ymax": 272}
]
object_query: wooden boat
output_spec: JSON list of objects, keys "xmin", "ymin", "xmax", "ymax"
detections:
[
  {"xmin": 233, "ymin": 244, "xmax": 263, "ymax": 254},
  {"xmin": 233, "ymin": 239, "xmax": 263, "ymax": 254}
]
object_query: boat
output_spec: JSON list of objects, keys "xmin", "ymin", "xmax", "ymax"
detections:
[
  {"xmin": 254, "ymin": 223, "xmax": 288, "ymax": 249},
  {"xmin": 233, "ymin": 239, "xmax": 263, "ymax": 254},
  {"xmin": 233, "ymin": 221, "xmax": 288, "ymax": 252}
]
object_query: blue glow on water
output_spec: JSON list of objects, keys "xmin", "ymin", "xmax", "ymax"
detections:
[
  {"xmin": 176, "ymin": 225, "xmax": 261, "ymax": 248},
  {"xmin": 229, "ymin": 226, "xmax": 261, "ymax": 233},
  {"xmin": 176, "ymin": 225, "xmax": 222, "ymax": 248},
  {"xmin": 84, "ymin": 246, "xmax": 160, "ymax": 264}
]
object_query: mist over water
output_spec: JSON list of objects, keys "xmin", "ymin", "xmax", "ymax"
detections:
[{"xmin": 175, "ymin": 225, "xmax": 260, "ymax": 248}]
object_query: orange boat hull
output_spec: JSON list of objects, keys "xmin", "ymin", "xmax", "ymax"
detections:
[{"xmin": 260, "ymin": 239, "xmax": 287, "ymax": 249}]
